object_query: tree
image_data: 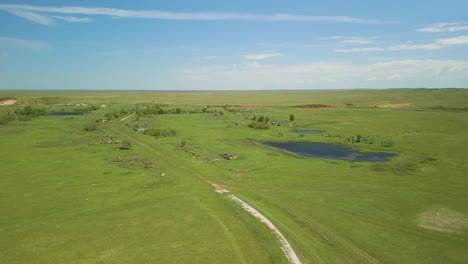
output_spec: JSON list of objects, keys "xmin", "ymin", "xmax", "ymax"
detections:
[
  {"xmin": 289, "ymin": 114, "xmax": 295, "ymax": 122},
  {"xmin": 120, "ymin": 140, "xmax": 132, "ymax": 150}
]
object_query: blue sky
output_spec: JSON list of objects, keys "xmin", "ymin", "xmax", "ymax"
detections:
[{"xmin": 1, "ymin": 0, "xmax": 468, "ymax": 90}]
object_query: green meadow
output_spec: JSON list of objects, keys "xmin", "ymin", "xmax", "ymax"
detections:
[{"xmin": 1, "ymin": 89, "xmax": 467, "ymax": 263}]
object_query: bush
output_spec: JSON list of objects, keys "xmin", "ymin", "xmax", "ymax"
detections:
[
  {"xmin": 289, "ymin": 114, "xmax": 295, "ymax": 121},
  {"xmin": 15, "ymin": 106, "xmax": 47, "ymax": 116},
  {"xmin": 146, "ymin": 128, "xmax": 176, "ymax": 137},
  {"xmin": 0, "ymin": 115, "xmax": 15, "ymax": 125},
  {"xmin": 84, "ymin": 122, "xmax": 99, "ymax": 131},
  {"xmin": 248, "ymin": 122, "xmax": 270, "ymax": 129},
  {"xmin": 120, "ymin": 140, "xmax": 132, "ymax": 150}
]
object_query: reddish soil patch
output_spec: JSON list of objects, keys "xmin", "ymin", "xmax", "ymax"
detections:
[{"xmin": 295, "ymin": 104, "xmax": 335, "ymax": 108}]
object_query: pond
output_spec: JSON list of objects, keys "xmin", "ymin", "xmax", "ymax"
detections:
[
  {"xmin": 263, "ymin": 141, "xmax": 396, "ymax": 162},
  {"xmin": 295, "ymin": 130, "xmax": 321, "ymax": 135},
  {"xmin": 48, "ymin": 112, "xmax": 83, "ymax": 116}
]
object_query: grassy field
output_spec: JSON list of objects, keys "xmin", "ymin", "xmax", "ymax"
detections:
[{"xmin": 1, "ymin": 89, "xmax": 467, "ymax": 263}]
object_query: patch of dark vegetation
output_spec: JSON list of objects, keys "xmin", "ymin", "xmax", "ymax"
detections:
[
  {"xmin": 126, "ymin": 121, "xmax": 176, "ymax": 137},
  {"xmin": 248, "ymin": 121, "xmax": 270, "ymax": 129},
  {"xmin": 84, "ymin": 122, "xmax": 100, "ymax": 131},
  {"xmin": 73, "ymin": 105, "xmax": 100, "ymax": 113},
  {"xmin": 14, "ymin": 106, "xmax": 47, "ymax": 117},
  {"xmin": 103, "ymin": 109, "xmax": 132, "ymax": 120},
  {"xmin": 112, "ymin": 156, "xmax": 156, "ymax": 169},
  {"xmin": 372, "ymin": 153, "xmax": 437, "ymax": 175},
  {"xmin": 1, "ymin": 106, "xmax": 48, "ymax": 124},
  {"xmin": 427, "ymin": 105, "xmax": 468, "ymax": 111},
  {"xmin": 372, "ymin": 161, "xmax": 417, "ymax": 175},
  {"xmin": 120, "ymin": 140, "xmax": 132, "ymax": 150},
  {"xmin": 295, "ymin": 104, "xmax": 335, "ymax": 108},
  {"xmin": 136, "ymin": 105, "xmax": 203, "ymax": 117},
  {"xmin": 146, "ymin": 128, "xmax": 176, "ymax": 137},
  {"xmin": 0, "ymin": 115, "xmax": 16, "ymax": 125},
  {"xmin": 345, "ymin": 135, "xmax": 394, "ymax": 147},
  {"xmin": 48, "ymin": 111, "xmax": 83, "ymax": 116}
]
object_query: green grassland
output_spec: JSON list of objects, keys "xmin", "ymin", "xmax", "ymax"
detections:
[{"xmin": 1, "ymin": 89, "xmax": 467, "ymax": 263}]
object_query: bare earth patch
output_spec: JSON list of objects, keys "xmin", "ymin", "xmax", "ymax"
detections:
[
  {"xmin": 417, "ymin": 208, "xmax": 468, "ymax": 234},
  {"xmin": 0, "ymin": 99, "xmax": 27, "ymax": 106},
  {"xmin": 375, "ymin": 103, "xmax": 414, "ymax": 108}
]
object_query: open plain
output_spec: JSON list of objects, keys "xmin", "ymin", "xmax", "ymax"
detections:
[{"xmin": 1, "ymin": 89, "xmax": 468, "ymax": 263}]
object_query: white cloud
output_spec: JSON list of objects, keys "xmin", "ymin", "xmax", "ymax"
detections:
[
  {"xmin": 6, "ymin": 9, "xmax": 55, "ymax": 25},
  {"xmin": 0, "ymin": 4, "xmax": 382, "ymax": 25},
  {"xmin": 335, "ymin": 47, "xmax": 385, "ymax": 52},
  {"xmin": 418, "ymin": 22, "xmax": 468, "ymax": 33},
  {"xmin": 336, "ymin": 35, "xmax": 468, "ymax": 52},
  {"xmin": 0, "ymin": 37, "xmax": 50, "ymax": 51},
  {"xmin": 324, "ymin": 36, "xmax": 375, "ymax": 44},
  {"xmin": 437, "ymin": 35, "xmax": 468, "ymax": 45},
  {"xmin": 245, "ymin": 52, "xmax": 283, "ymax": 60},
  {"xmin": 178, "ymin": 60, "xmax": 468, "ymax": 89},
  {"xmin": 343, "ymin": 37, "xmax": 374, "ymax": 44},
  {"xmin": 53, "ymin": 16, "xmax": 93, "ymax": 23}
]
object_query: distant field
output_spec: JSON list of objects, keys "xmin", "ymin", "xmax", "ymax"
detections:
[{"xmin": 1, "ymin": 89, "xmax": 467, "ymax": 263}]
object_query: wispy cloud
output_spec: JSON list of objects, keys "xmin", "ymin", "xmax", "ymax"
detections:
[
  {"xmin": 179, "ymin": 60, "xmax": 468, "ymax": 89},
  {"xmin": 0, "ymin": 3, "xmax": 383, "ymax": 26},
  {"xmin": 0, "ymin": 37, "xmax": 50, "ymax": 51},
  {"xmin": 323, "ymin": 36, "xmax": 375, "ymax": 44},
  {"xmin": 336, "ymin": 35, "xmax": 468, "ymax": 52},
  {"xmin": 6, "ymin": 9, "xmax": 55, "ymax": 25},
  {"xmin": 53, "ymin": 16, "xmax": 93, "ymax": 23},
  {"xmin": 418, "ymin": 22, "xmax": 468, "ymax": 33},
  {"xmin": 245, "ymin": 52, "xmax": 283, "ymax": 60}
]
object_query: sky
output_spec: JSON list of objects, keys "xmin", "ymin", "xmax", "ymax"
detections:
[{"xmin": 1, "ymin": 0, "xmax": 468, "ymax": 90}]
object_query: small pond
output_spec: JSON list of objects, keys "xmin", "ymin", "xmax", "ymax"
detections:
[
  {"xmin": 48, "ymin": 112, "xmax": 83, "ymax": 116},
  {"xmin": 295, "ymin": 130, "xmax": 321, "ymax": 135},
  {"xmin": 263, "ymin": 141, "xmax": 396, "ymax": 162}
]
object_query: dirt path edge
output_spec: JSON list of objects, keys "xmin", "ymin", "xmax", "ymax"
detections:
[{"xmin": 227, "ymin": 194, "xmax": 302, "ymax": 264}]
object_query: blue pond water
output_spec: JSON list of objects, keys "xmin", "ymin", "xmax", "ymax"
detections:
[
  {"xmin": 263, "ymin": 142, "xmax": 396, "ymax": 162},
  {"xmin": 48, "ymin": 112, "xmax": 83, "ymax": 116},
  {"xmin": 295, "ymin": 130, "xmax": 321, "ymax": 134}
]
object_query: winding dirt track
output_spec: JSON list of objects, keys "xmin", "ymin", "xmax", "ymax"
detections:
[
  {"xmin": 228, "ymin": 194, "xmax": 302, "ymax": 264},
  {"xmin": 109, "ymin": 119, "xmax": 381, "ymax": 264},
  {"xmin": 108, "ymin": 121, "xmax": 302, "ymax": 263}
]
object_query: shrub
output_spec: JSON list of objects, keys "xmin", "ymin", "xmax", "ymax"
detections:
[
  {"xmin": 0, "ymin": 115, "xmax": 15, "ymax": 125},
  {"xmin": 289, "ymin": 114, "xmax": 295, "ymax": 121},
  {"xmin": 120, "ymin": 140, "xmax": 132, "ymax": 150},
  {"xmin": 84, "ymin": 122, "xmax": 99, "ymax": 131},
  {"xmin": 146, "ymin": 128, "xmax": 176, "ymax": 137},
  {"xmin": 248, "ymin": 122, "xmax": 270, "ymax": 129}
]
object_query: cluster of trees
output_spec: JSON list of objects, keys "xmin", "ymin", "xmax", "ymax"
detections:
[
  {"xmin": 75, "ymin": 105, "xmax": 99, "ymax": 113},
  {"xmin": 248, "ymin": 115, "xmax": 271, "ymax": 129},
  {"xmin": 146, "ymin": 128, "xmax": 176, "ymax": 137},
  {"xmin": 14, "ymin": 106, "xmax": 47, "ymax": 116},
  {"xmin": 104, "ymin": 109, "xmax": 131, "ymax": 120},
  {"xmin": 248, "ymin": 122, "xmax": 270, "ymax": 129},
  {"xmin": 0, "ymin": 106, "xmax": 48, "ymax": 125},
  {"xmin": 136, "ymin": 105, "xmax": 195, "ymax": 116}
]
